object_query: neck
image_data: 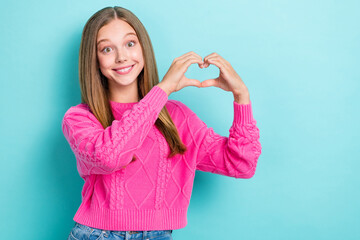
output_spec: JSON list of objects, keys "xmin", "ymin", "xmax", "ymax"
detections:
[{"xmin": 109, "ymin": 81, "xmax": 139, "ymax": 103}]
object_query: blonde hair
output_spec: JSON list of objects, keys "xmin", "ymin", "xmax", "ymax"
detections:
[{"xmin": 78, "ymin": 6, "xmax": 187, "ymax": 160}]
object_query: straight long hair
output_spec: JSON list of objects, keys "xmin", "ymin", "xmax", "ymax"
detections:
[{"xmin": 78, "ymin": 6, "xmax": 187, "ymax": 160}]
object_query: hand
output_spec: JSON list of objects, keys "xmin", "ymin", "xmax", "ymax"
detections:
[
  {"xmin": 200, "ymin": 52, "xmax": 250, "ymax": 98},
  {"xmin": 158, "ymin": 51, "xmax": 203, "ymax": 96}
]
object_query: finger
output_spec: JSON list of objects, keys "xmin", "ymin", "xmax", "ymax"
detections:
[
  {"xmin": 184, "ymin": 78, "xmax": 202, "ymax": 88},
  {"xmin": 175, "ymin": 51, "xmax": 193, "ymax": 60},
  {"xmin": 202, "ymin": 55, "xmax": 217, "ymax": 68},
  {"xmin": 208, "ymin": 55, "xmax": 230, "ymax": 65},
  {"xmin": 204, "ymin": 52, "xmax": 227, "ymax": 62},
  {"xmin": 182, "ymin": 57, "xmax": 204, "ymax": 71},
  {"xmin": 201, "ymin": 79, "xmax": 219, "ymax": 88},
  {"xmin": 175, "ymin": 51, "xmax": 205, "ymax": 69},
  {"xmin": 170, "ymin": 57, "xmax": 201, "ymax": 74},
  {"xmin": 203, "ymin": 52, "xmax": 217, "ymax": 62},
  {"xmin": 204, "ymin": 57, "xmax": 227, "ymax": 72},
  {"xmin": 189, "ymin": 51, "xmax": 204, "ymax": 63},
  {"xmin": 178, "ymin": 51, "xmax": 203, "ymax": 64},
  {"xmin": 203, "ymin": 53, "xmax": 228, "ymax": 68}
]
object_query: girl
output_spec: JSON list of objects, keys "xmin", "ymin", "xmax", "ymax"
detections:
[{"xmin": 62, "ymin": 6, "xmax": 262, "ymax": 240}]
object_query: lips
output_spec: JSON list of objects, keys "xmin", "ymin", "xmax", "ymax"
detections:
[
  {"xmin": 113, "ymin": 64, "xmax": 135, "ymax": 71},
  {"xmin": 113, "ymin": 64, "xmax": 135, "ymax": 75}
]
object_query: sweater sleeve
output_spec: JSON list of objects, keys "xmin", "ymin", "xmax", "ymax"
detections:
[
  {"xmin": 185, "ymin": 100, "xmax": 262, "ymax": 179},
  {"xmin": 61, "ymin": 86, "xmax": 168, "ymax": 177}
]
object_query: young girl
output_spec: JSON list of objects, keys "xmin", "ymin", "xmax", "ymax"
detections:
[{"xmin": 62, "ymin": 6, "xmax": 262, "ymax": 240}]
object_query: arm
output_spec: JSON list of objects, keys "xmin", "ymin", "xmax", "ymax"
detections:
[
  {"xmin": 188, "ymin": 100, "xmax": 262, "ymax": 179},
  {"xmin": 61, "ymin": 86, "xmax": 168, "ymax": 177}
]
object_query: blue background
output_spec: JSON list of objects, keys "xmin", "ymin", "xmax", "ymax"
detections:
[{"xmin": 1, "ymin": 0, "xmax": 359, "ymax": 239}]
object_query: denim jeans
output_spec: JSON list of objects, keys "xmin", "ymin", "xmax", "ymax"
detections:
[{"xmin": 67, "ymin": 222, "xmax": 173, "ymax": 240}]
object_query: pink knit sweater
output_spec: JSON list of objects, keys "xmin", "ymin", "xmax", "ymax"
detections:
[{"xmin": 61, "ymin": 85, "xmax": 262, "ymax": 231}]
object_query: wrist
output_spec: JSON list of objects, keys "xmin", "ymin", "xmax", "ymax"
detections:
[
  {"xmin": 157, "ymin": 82, "xmax": 172, "ymax": 96},
  {"xmin": 233, "ymin": 92, "xmax": 250, "ymax": 104}
]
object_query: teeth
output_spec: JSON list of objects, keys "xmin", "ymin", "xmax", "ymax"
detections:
[{"xmin": 117, "ymin": 66, "xmax": 132, "ymax": 72}]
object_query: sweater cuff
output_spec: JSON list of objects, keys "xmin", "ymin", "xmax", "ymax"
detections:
[
  {"xmin": 141, "ymin": 85, "xmax": 168, "ymax": 111},
  {"xmin": 232, "ymin": 100, "xmax": 254, "ymax": 126}
]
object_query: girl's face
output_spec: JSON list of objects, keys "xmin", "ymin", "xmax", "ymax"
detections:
[{"xmin": 96, "ymin": 19, "xmax": 144, "ymax": 93}]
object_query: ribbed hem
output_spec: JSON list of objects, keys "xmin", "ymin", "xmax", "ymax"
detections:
[
  {"xmin": 73, "ymin": 205, "xmax": 188, "ymax": 231},
  {"xmin": 233, "ymin": 100, "xmax": 254, "ymax": 125}
]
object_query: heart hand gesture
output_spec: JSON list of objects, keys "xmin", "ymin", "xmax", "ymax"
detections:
[
  {"xmin": 158, "ymin": 51, "xmax": 250, "ymax": 104},
  {"xmin": 200, "ymin": 52, "xmax": 250, "ymax": 103},
  {"xmin": 158, "ymin": 51, "xmax": 203, "ymax": 96}
]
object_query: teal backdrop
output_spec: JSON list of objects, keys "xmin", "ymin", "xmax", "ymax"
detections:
[{"xmin": 1, "ymin": 0, "xmax": 359, "ymax": 239}]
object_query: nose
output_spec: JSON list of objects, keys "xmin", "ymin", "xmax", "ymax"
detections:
[{"xmin": 115, "ymin": 49, "xmax": 127, "ymax": 63}]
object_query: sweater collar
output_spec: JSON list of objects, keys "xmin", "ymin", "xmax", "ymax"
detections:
[{"xmin": 109, "ymin": 100, "xmax": 138, "ymax": 120}]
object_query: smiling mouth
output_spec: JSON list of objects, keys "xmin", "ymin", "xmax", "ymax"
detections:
[{"xmin": 113, "ymin": 64, "xmax": 135, "ymax": 75}]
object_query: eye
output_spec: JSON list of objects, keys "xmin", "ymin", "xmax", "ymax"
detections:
[
  {"xmin": 127, "ymin": 40, "xmax": 136, "ymax": 47},
  {"xmin": 102, "ymin": 47, "xmax": 112, "ymax": 53}
]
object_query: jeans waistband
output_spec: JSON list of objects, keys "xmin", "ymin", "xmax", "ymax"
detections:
[{"xmin": 75, "ymin": 222, "xmax": 173, "ymax": 234}]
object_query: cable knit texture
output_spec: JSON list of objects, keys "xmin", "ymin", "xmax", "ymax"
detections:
[{"xmin": 61, "ymin": 85, "xmax": 262, "ymax": 231}]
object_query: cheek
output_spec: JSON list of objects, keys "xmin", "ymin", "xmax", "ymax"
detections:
[
  {"xmin": 97, "ymin": 55, "xmax": 113, "ymax": 69},
  {"xmin": 131, "ymin": 48, "xmax": 144, "ymax": 62},
  {"xmin": 97, "ymin": 56, "xmax": 113, "ymax": 78}
]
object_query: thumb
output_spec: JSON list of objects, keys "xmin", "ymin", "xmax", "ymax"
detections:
[
  {"xmin": 185, "ymin": 78, "xmax": 202, "ymax": 88},
  {"xmin": 201, "ymin": 79, "xmax": 218, "ymax": 88}
]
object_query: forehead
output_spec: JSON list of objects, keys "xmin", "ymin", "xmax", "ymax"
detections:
[{"xmin": 97, "ymin": 19, "xmax": 137, "ymax": 40}]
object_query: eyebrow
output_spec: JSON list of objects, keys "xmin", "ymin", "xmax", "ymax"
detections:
[{"xmin": 97, "ymin": 32, "xmax": 137, "ymax": 45}]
